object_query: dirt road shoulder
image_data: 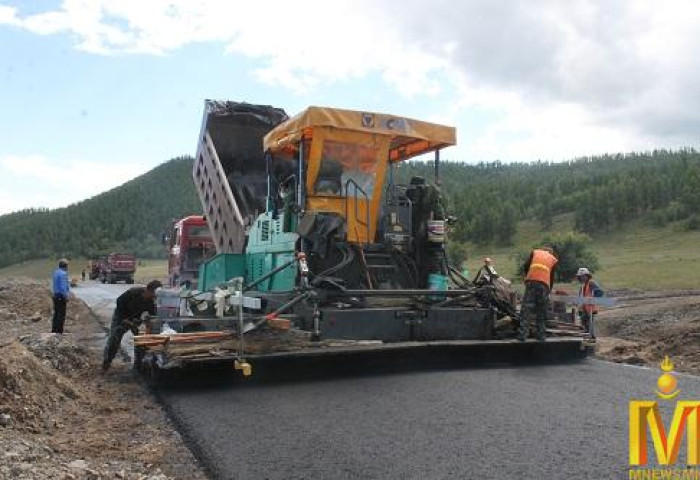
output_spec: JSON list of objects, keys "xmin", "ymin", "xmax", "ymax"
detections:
[
  {"xmin": 597, "ymin": 290, "xmax": 700, "ymax": 374},
  {"xmin": 0, "ymin": 278, "xmax": 207, "ymax": 480}
]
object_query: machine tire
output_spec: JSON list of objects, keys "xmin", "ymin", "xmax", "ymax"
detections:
[
  {"xmin": 109, "ymin": 276, "xmax": 116, "ymax": 284},
  {"xmin": 127, "ymin": 278, "xmax": 134, "ymax": 284},
  {"xmin": 101, "ymin": 277, "xmax": 106, "ymax": 284}
]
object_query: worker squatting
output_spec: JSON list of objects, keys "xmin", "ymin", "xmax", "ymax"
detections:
[{"xmin": 629, "ymin": 469, "xmax": 700, "ymax": 479}]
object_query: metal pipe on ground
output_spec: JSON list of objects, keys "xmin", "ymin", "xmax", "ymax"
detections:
[
  {"xmin": 339, "ymin": 289, "xmax": 474, "ymax": 297},
  {"xmin": 433, "ymin": 293, "xmax": 476, "ymax": 308},
  {"xmin": 245, "ymin": 292, "xmax": 310, "ymax": 333}
]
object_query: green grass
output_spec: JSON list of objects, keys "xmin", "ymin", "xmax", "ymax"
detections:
[
  {"xmin": 461, "ymin": 216, "xmax": 700, "ymax": 291},
  {"xmin": 0, "ymin": 258, "xmax": 168, "ymax": 283},
  {"xmin": 3, "ymin": 217, "xmax": 699, "ymax": 291},
  {"xmin": 133, "ymin": 260, "xmax": 168, "ymax": 283},
  {"xmin": 0, "ymin": 258, "xmax": 90, "ymax": 281},
  {"xmin": 591, "ymin": 224, "xmax": 700, "ymax": 290}
]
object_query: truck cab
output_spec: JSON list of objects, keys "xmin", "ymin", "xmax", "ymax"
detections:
[{"xmin": 167, "ymin": 215, "xmax": 215, "ymax": 288}]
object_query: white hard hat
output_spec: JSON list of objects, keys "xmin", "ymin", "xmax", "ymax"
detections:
[{"xmin": 576, "ymin": 267, "xmax": 591, "ymax": 277}]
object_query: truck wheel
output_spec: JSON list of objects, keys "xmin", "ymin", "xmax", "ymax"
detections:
[
  {"xmin": 109, "ymin": 276, "xmax": 116, "ymax": 284},
  {"xmin": 127, "ymin": 278, "xmax": 134, "ymax": 284},
  {"xmin": 101, "ymin": 277, "xmax": 106, "ymax": 284}
]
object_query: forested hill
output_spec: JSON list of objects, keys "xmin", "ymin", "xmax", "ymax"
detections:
[
  {"xmin": 1, "ymin": 149, "xmax": 699, "ymax": 269},
  {"xmin": 0, "ymin": 157, "xmax": 201, "ymax": 268},
  {"xmin": 398, "ymin": 149, "xmax": 700, "ymax": 246}
]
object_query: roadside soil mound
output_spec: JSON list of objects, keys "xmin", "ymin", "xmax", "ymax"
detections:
[
  {"xmin": 0, "ymin": 339, "xmax": 84, "ymax": 433},
  {"xmin": 0, "ymin": 278, "xmax": 53, "ymax": 318},
  {"xmin": 597, "ymin": 293, "xmax": 700, "ymax": 373},
  {"xmin": 0, "ymin": 278, "xmax": 205, "ymax": 480},
  {"xmin": 0, "ymin": 278, "xmax": 93, "ymax": 341}
]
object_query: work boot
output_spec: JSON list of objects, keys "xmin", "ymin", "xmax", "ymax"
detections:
[
  {"xmin": 101, "ymin": 360, "xmax": 111, "ymax": 372},
  {"xmin": 536, "ymin": 322, "xmax": 547, "ymax": 342},
  {"xmin": 517, "ymin": 319, "xmax": 527, "ymax": 342}
]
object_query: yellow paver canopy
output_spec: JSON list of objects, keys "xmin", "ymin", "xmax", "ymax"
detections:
[
  {"xmin": 263, "ymin": 106, "xmax": 456, "ymax": 162},
  {"xmin": 263, "ymin": 106, "xmax": 456, "ymax": 244}
]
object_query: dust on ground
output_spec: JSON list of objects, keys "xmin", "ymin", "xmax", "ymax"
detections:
[
  {"xmin": 0, "ymin": 278, "xmax": 206, "ymax": 480},
  {"xmin": 596, "ymin": 290, "xmax": 700, "ymax": 374}
]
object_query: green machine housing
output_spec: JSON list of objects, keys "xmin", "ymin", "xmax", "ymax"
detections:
[{"xmin": 198, "ymin": 212, "xmax": 297, "ymax": 292}]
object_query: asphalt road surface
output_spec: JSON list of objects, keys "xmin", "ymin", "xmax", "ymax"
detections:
[
  {"xmin": 76, "ymin": 285, "xmax": 700, "ymax": 480},
  {"xmin": 74, "ymin": 280, "xmax": 135, "ymax": 357},
  {"xmin": 74, "ymin": 280, "xmax": 132, "ymax": 318}
]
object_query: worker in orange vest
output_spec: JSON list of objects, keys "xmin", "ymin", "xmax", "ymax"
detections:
[
  {"xmin": 518, "ymin": 246, "xmax": 558, "ymax": 341},
  {"xmin": 575, "ymin": 267, "xmax": 604, "ymax": 340}
]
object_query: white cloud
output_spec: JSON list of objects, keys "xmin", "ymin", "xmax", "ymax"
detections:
[
  {"xmin": 390, "ymin": 0, "xmax": 700, "ymax": 149},
  {"xmin": 0, "ymin": 154, "xmax": 149, "ymax": 214},
  {"xmin": 0, "ymin": 5, "xmax": 18, "ymax": 25},
  {"xmin": 2, "ymin": 0, "xmax": 700, "ymax": 162},
  {"xmin": 0, "ymin": 0, "xmax": 447, "ymax": 95},
  {"xmin": 0, "ymin": 191, "xmax": 29, "ymax": 214}
]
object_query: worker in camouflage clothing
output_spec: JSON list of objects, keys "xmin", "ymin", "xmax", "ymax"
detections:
[
  {"xmin": 518, "ymin": 246, "xmax": 558, "ymax": 341},
  {"xmin": 102, "ymin": 280, "xmax": 161, "ymax": 371}
]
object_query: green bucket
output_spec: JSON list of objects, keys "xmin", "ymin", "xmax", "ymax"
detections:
[{"xmin": 428, "ymin": 273, "xmax": 448, "ymax": 301}]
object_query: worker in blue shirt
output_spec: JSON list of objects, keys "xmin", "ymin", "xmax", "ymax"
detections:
[{"xmin": 51, "ymin": 258, "xmax": 70, "ymax": 333}]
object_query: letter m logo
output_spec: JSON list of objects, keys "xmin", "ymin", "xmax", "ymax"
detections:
[{"xmin": 629, "ymin": 401, "xmax": 700, "ymax": 465}]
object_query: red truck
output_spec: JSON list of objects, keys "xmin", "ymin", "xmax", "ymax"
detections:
[
  {"xmin": 166, "ymin": 215, "xmax": 215, "ymax": 288},
  {"xmin": 98, "ymin": 253, "xmax": 137, "ymax": 284}
]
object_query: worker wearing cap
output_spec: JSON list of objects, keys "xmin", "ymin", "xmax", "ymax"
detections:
[
  {"xmin": 518, "ymin": 246, "xmax": 558, "ymax": 341},
  {"xmin": 576, "ymin": 267, "xmax": 604, "ymax": 340},
  {"xmin": 51, "ymin": 258, "xmax": 70, "ymax": 333},
  {"xmin": 474, "ymin": 257, "xmax": 499, "ymax": 286},
  {"xmin": 102, "ymin": 280, "xmax": 162, "ymax": 371}
]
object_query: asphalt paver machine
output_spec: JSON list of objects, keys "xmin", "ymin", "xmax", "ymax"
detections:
[{"xmin": 134, "ymin": 101, "xmax": 591, "ymax": 378}]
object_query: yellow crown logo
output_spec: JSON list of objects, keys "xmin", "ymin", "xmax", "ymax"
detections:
[
  {"xmin": 660, "ymin": 356, "xmax": 674, "ymax": 372},
  {"xmin": 657, "ymin": 356, "xmax": 680, "ymax": 400}
]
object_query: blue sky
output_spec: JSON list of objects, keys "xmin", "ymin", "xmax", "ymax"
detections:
[{"xmin": 1, "ymin": 1, "xmax": 699, "ymax": 214}]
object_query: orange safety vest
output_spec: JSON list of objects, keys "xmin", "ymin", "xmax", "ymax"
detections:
[
  {"xmin": 525, "ymin": 249, "xmax": 558, "ymax": 288},
  {"xmin": 579, "ymin": 279, "xmax": 599, "ymax": 314}
]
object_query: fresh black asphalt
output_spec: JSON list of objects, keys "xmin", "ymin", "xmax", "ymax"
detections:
[
  {"xmin": 75, "ymin": 284, "xmax": 700, "ymax": 480},
  {"xmin": 155, "ymin": 358, "xmax": 700, "ymax": 480}
]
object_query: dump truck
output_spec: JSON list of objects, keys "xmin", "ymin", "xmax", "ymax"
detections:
[
  {"xmin": 166, "ymin": 215, "xmax": 216, "ymax": 288},
  {"xmin": 98, "ymin": 253, "xmax": 136, "ymax": 284},
  {"xmin": 134, "ymin": 101, "xmax": 591, "ymax": 378}
]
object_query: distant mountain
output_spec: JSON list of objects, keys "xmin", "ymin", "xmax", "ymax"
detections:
[
  {"xmin": 397, "ymin": 148, "xmax": 700, "ymax": 246},
  {"xmin": 0, "ymin": 157, "xmax": 201, "ymax": 268},
  {"xmin": 2, "ymin": 148, "xmax": 699, "ymax": 269}
]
